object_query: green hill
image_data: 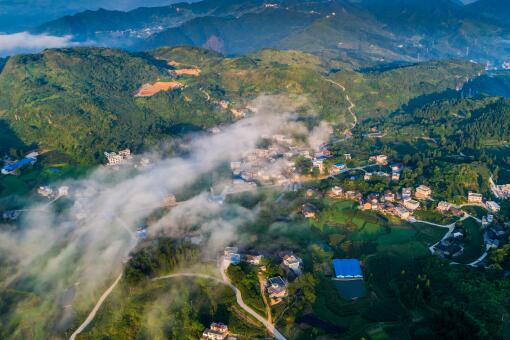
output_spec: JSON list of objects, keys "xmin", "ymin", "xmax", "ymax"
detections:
[
  {"xmin": 0, "ymin": 46, "xmax": 483, "ymax": 163},
  {"xmin": 0, "ymin": 47, "xmax": 231, "ymax": 162}
]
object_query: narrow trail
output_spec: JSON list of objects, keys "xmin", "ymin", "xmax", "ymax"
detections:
[
  {"xmin": 69, "ymin": 273, "xmax": 123, "ymax": 340},
  {"xmin": 322, "ymin": 77, "xmax": 358, "ymax": 132},
  {"xmin": 257, "ymin": 272, "xmax": 272, "ymax": 324}
]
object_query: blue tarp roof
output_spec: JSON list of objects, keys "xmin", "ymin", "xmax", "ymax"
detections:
[
  {"xmin": 2, "ymin": 157, "xmax": 36, "ymax": 172},
  {"xmin": 333, "ymin": 259, "xmax": 363, "ymax": 278}
]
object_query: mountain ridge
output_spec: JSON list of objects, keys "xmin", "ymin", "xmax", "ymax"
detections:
[{"xmin": 30, "ymin": 0, "xmax": 510, "ymax": 67}]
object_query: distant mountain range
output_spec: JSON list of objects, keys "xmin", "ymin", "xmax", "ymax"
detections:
[
  {"xmin": 0, "ymin": 0, "xmax": 188, "ymax": 33},
  {"xmin": 30, "ymin": 0, "xmax": 510, "ymax": 67}
]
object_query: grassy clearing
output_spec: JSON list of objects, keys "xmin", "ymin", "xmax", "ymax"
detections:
[
  {"xmin": 454, "ymin": 218, "xmax": 484, "ymax": 264},
  {"xmin": 0, "ymin": 151, "xmax": 92, "ymax": 200},
  {"xmin": 413, "ymin": 209, "xmax": 457, "ymax": 225},
  {"xmin": 79, "ymin": 278, "xmax": 266, "ymax": 340},
  {"xmin": 462, "ymin": 206, "xmax": 487, "ymax": 220}
]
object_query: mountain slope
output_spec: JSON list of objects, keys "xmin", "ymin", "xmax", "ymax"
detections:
[
  {"xmin": 30, "ymin": 0, "xmax": 510, "ymax": 66},
  {"xmin": 32, "ymin": 0, "xmax": 268, "ymax": 39},
  {"xmin": 0, "ymin": 45, "xmax": 483, "ymax": 162},
  {"xmin": 141, "ymin": 8, "xmax": 318, "ymax": 55},
  {"xmin": 0, "ymin": 48, "xmax": 231, "ymax": 161},
  {"xmin": 465, "ymin": 0, "xmax": 510, "ymax": 28}
]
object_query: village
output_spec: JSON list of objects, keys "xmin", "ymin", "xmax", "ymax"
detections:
[
  {"xmin": 296, "ymin": 150, "xmax": 510, "ymax": 267},
  {"xmin": 1, "ymin": 115, "xmax": 510, "ymax": 340}
]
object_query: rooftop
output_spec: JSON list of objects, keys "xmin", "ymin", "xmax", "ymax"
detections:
[{"xmin": 333, "ymin": 259, "xmax": 363, "ymax": 279}]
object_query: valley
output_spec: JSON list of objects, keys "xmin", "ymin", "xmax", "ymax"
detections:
[{"xmin": 0, "ymin": 1, "xmax": 510, "ymax": 339}]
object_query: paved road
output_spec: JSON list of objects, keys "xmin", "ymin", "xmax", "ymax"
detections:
[
  {"xmin": 220, "ymin": 262, "xmax": 286, "ymax": 340},
  {"xmin": 154, "ymin": 269, "xmax": 287, "ymax": 340},
  {"xmin": 413, "ymin": 214, "xmax": 477, "ymax": 256},
  {"xmin": 70, "ymin": 270, "xmax": 287, "ymax": 340},
  {"xmin": 69, "ymin": 273, "xmax": 123, "ymax": 340}
]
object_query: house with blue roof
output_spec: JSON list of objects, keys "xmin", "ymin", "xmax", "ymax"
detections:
[
  {"xmin": 330, "ymin": 163, "xmax": 346, "ymax": 175},
  {"xmin": 1, "ymin": 157, "xmax": 37, "ymax": 175},
  {"xmin": 332, "ymin": 259, "xmax": 363, "ymax": 280}
]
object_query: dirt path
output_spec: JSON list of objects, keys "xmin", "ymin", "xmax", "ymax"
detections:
[
  {"xmin": 322, "ymin": 77, "xmax": 358, "ymax": 132},
  {"xmin": 70, "ymin": 271, "xmax": 286, "ymax": 340},
  {"xmin": 257, "ymin": 272, "xmax": 272, "ymax": 324},
  {"xmin": 155, "ymin": 270, "xmax": 287, "ymax": 340},
  {"xmin": 69, "ymin": 273, "xmax": 123, "ymax": 340}
]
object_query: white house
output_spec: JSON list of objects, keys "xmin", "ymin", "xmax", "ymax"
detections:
[
  {"xmin": 282, "ymin": 254, "xmax": 302, "ymax": 273},
  {"xmin": 486, "ymin": 201, "xmax": 501, "ymax": 213}
]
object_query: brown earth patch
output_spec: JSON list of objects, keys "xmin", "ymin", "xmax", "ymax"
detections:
[
  {"xmin": 134, "ymin": 81, "xmax": 183, "ymax": 97},
  {"xmin": 173, "ymin": 68, "xmax": 201, "ymax": 76}
]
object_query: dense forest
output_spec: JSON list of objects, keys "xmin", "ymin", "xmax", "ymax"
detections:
[
  {"xmin": 368, "ymin": 254, "xmax": 510, "ymax": 339},
  {"xmin": 0, "ymin": 46, "xmax": 482, "ymax": 164}
]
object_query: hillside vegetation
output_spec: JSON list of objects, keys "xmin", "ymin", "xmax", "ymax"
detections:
[{"xmin": 0, "ymin": 46, "xmax": 482, "ymax": 163}]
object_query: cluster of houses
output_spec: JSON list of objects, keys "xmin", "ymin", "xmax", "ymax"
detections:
[
  {"xmin": 266, "ymin": 253, "xmax": 302, "ymax": 305},
  {"xmin": 485, "ymin": 219, "xmax": 510, "ymax": 250},
  {"xmin": 104, "ymin": 149, "xmax": 153, "ymax": 169},
  {"xmin": 104, "ymin": 149, "xmax": 133, "ymax": 166},
  {"xmin": 37, "ymin": 185, "xmax": 69, "ymax": 199},
  {"xmin": 355, "ymin": 185, "xmax": 432, "ymax": 221},
  {"xmin": 434, "ymin": 228, "xmax": 466, "ymax": 258},
  {"xmin": 368, "ymin": 154, "xmax": 389, "ymax": 166},
  {"xmin": 492, "ymin": 183, "xmax": 510, "ymax": 199},
  {"xmin": 358, "ymin": 156, "xmax": 402, "ymax": 183},
  {"xmin": 201, "ymin": 322, "xmax": 230, "ymax": 340},
  {"xmin": 223, "ymin": 247, "xmax": 263, "ymax": 267},
  {"xmin": 229, "ymin": 131, "xmax": 332, "ymax": 190},
  {"xmin": 223, "ymin": 247, "xmax": 303, "ymax": 306},
  {"xmin": 436, "ymin": 201, "xmax": 464, "ymax": 217}
]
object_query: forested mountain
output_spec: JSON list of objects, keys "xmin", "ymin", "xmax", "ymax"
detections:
[
  {"xmin": 31, "ymin": 0, "xmax": 510, "ymax": 67},
  {"xmin": 0, "ymin": 47, "xmax": 230, "ymax": 161},
  {"xmin": 465, "ymin": 0, "xmax": 510, "ymax": 28},
  {"xmin": 0, "ymin": 46, "xmax": 481, "ymax": 162},
  {"xmin": 141, "ymin": 8, "xmax": 318, "ymax": 55},
  {"xmin": 32, "ymin": 0, "xmax": 267, "ymax": 38}
]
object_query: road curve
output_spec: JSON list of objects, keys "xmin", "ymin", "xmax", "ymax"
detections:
[
  {"xmin": 154, "ymin": 271, "xmax": 287, "ymax": 340},
  {"xmin": 69, "ymin": 273, "xmax": 123, "ymax": 340}
]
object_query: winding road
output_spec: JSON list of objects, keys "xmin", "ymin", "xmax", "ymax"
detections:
[
  {"xmin": 154, "ymin": 268, "xmax": 287, "ymax": 340},
  {"xmin": 69, "ymin": 269, "xmax": 286, "ymax": 340},
  {"xmin": 322, "ymin": 77, "xmax": 358, "ymax": 133},
  {"xmin": 413, "ymin": 212, "xmax": 488, "ymax": 266}
]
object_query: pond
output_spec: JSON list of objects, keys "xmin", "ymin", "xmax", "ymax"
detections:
[{"xmin": 333, "ymin": 279, "xmax": 366, "ymax": 300}]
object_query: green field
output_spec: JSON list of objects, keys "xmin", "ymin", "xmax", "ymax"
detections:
[
  {"xmin": 462, "ymin": 206, "xmax": 487, "ymax": 220},
  {"xmin": 0, "ymin": 151, "xmax": 91, "ymax": 201},
  {"xmin": 454, "ymin": 218, "xmax": 485, "ymax": 264},
  {"xmin": 413, "ymin": 209, "xmax": 458, "ymax": 225},
  {"xmin": 312, "ymin": 199, "xmax": 445, "ymax": 258}
]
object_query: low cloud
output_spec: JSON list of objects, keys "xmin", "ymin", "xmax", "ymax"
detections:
[
  {"xmin": 0, "ymin": 32, "xmax": 78, "ymax": 56},
  {"xmin": 0, "ymin": 95, "xmax": 306, "ymax": 335}
]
